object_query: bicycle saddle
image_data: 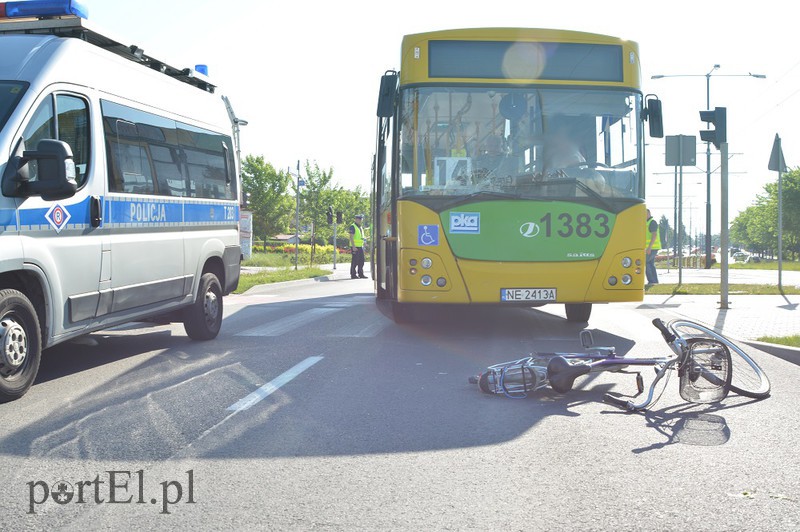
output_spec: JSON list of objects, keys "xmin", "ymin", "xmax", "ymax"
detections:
[{"xmin": 547, "ymin": 356, "xmax": 591, "ymax": 393}]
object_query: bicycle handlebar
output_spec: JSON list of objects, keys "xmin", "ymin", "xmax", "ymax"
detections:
[{"xmin": 651, "ymin": 318, "xmax": 676, "ymax": 343}]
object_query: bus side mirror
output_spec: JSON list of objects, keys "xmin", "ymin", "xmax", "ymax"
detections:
[
  {"xmin": 644, "ymin": 96, "xmax": 664, "ymax": 138},
  {"xmin": 377, "ymin": 71, "xmax": 398, "ymax": 118}
]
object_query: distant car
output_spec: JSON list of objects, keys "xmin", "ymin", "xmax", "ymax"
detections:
[{"xmin": 655, "ymin": 249, "xmax": 673, "ymax": 262}]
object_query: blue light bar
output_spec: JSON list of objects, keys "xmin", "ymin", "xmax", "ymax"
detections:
[{"xmin": 2, "ymin": 0, "xmax": 89, "ymax": 19}]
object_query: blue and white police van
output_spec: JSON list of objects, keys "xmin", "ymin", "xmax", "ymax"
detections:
[{"xmin": 0, "ymin": 1, "xmax": 244, "ymax": 401}]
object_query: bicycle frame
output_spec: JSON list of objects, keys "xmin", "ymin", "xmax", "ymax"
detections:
[{"xmin": 471, "ymin": 318, "xmax": 731, "ymax": 411}]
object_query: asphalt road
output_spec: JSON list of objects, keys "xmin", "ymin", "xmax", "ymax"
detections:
[{"xmin": 1, "ymin": 277, "xmax": 798, "ymax": 530}]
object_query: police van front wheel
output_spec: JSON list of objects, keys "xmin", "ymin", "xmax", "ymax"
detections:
[
  {"xmin": 0, "ymin": 289, "xmax": 42, "ymax": 403},
  {"xmin": 183, "ymin": 273, "xmax": 223, "ymax": 340}
]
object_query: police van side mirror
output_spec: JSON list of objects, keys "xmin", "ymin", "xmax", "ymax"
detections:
[{"xmin": 2, "ymin": 139, "xmax": 78, "ymax": 201}]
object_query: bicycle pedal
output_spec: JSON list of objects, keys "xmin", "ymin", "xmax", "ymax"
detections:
[{"xmin": 636, "ymin": 373, "xmax": 644, "ymax": 395}]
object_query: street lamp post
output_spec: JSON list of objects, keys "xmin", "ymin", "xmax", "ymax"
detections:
[{"xmin": 651, "ymin": 66, "xmax": 765, "ymax": 268}]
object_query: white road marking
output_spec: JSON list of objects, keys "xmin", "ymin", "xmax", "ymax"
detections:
[
  {"xmin": 331, "ymin": 313, "xmax": 391, "ymax": 337},
  {"xmin": 236, "ymin": 308, "xmax": 340, "ymax": 336},
  {"xmin": 226, "ymin": 355, "xmax": 325, "ymax": 411}
]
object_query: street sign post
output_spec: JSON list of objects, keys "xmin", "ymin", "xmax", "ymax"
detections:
[
  {"xmin": 665, "ymin": 135, "xmax": 697, "ymax": 285},
  {"xmin": 769, "ymin": 134, "xmax": 788, "ymax": 293}
]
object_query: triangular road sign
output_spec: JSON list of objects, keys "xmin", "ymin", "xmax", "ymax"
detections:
[{"xmin": 768, "ymin": 133, "xmax": 788, "ymax": 172}]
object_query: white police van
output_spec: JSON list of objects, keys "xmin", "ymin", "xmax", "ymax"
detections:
[{"xmin": 0, "ymin": 1, "xmax": 244, "ymax": 401}]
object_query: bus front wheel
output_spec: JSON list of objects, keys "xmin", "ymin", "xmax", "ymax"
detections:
[{"xmin": 565, "ymin": 303, "xmax": 592, "ymax": 323}]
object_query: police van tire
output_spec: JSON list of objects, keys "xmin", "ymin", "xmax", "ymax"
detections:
[
  {"xmin": 183, "ymin": 273, "xmax": 223, "ymax": 340},
  {"xmin": 0, "ymin": 289, "xmax": 42, "ymax": 403}
]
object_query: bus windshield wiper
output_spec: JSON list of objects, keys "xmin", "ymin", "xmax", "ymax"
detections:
[
  {"xmin": 524, "ymin": 177, "xmax": 613, "ymax": 210},
  {"xmin": 441, "ymin": 189, "xmax": 521, "ymax": 209}
]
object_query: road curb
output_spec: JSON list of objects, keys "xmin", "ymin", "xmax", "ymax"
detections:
[{"xmin": 743, "ymin": 340, "xmax": 800, "ymax": 366}]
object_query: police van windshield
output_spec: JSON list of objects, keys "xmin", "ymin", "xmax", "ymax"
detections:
[
  {"xmin": 0, "ymin": 81, "xmax": 27, "ymax": 131},
  {"xmin": 397, "ymin": 86, "xmax": 642, "ymax": 201}
]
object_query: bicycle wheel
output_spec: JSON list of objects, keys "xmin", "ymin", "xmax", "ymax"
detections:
[{"xmin": 668, "ymin": 320, "xmax": 771, "ymax": 399}]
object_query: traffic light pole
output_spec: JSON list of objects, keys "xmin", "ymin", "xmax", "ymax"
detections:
[
  {"xmin": 719, "ymin": 142, "xmax": 729, "ymax": 309},
  {"xmin": 704, "ymin": 73, "xmax": 712, "ymax": 269}
]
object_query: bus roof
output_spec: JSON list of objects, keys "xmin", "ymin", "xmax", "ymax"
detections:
[
  {"xmin": 399, "ymin": 27, "xmax": 641, "ymax": 88},
  {"xmin": 403, "ymin": 27, "xmax": 635, "ymax": 45}
]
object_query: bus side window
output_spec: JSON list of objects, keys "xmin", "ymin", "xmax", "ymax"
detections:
[{"xmin": 22, "ymin": 93, "xmax": 90, "ymax": 187}]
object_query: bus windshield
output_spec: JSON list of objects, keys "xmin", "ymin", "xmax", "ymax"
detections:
[
  {"xmin": 0, "ymin": 81, "xmax": 27, "ymax": 131},
  {"xmin": 398, "ymin": 86, "xmax": 642, "ymax": 200}
]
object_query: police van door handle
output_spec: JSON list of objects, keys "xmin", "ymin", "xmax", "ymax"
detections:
[{"xmin": 90, "ymin": 195, "xmax": 102, "ymax": 227}]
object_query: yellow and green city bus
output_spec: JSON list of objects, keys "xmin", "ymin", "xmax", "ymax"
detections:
[{"xmin": 371, "ymin": 28, "xmax": 663, "ymax": 323}]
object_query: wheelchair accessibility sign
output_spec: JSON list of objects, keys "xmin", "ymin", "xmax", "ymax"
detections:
[{"xmin": 418, "ymin": 225, "xmax": 439, "ymax": 246}]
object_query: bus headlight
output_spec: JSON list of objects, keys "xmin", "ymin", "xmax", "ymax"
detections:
[
  {"xmin": 621, "ymin": 274, "xmax": 632, "ymax": 285},
  {"xmin": 621, "ymin": 257, "xmax": 632, "ymax": 268},
  {"xmin": 410, "ymin": 268, "xmax": 417, "ymax": 275},
  {"xmin": 421, "ymin": 275, "xmax": 432, "ymax": 286},
  {"xmin": 608, "ymin": 276, "xmax": 618, "ymax": 286},
  {"xmin": 421, "ymin": 258, "xmax": 433, "ymax": 269},
  {"xmin": 410, "ymin": 259, "xmax": 418, "ymax": 266},
  {"xmin": 436, "ymin": 277, "xmax": 447, "ymax": 287}
]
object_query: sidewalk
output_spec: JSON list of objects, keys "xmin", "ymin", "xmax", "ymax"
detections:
[{"xmin": 644, "ymin": 267, "xmax": 800, "ymax": 363}]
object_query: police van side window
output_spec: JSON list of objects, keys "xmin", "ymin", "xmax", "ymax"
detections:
[
  {"xmin": 177, "ymin": 123, "xmax": 236, "ymax": 200},
  {"xmin": 106, "ymin": 120, "xmax": 156, "ymax": 194},
  {"xmin": 56, "ymin": 95, "xmax": 90, "ymax": 186},
  {"xmin": 21, "ymin": 93, "xmax": 90, "ymax": 187},
  {"xmin": 102, "ymin": 99, "xmax": 234, "ymax": 199}
]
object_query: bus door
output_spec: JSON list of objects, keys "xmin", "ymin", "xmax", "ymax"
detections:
[{"xmin": 374, "ymin": 72, "xmax": 399, "ymax": 299}]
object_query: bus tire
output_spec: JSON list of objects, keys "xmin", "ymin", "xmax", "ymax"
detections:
[
  {"xmin": 183, "ymin": 273, "xmax": 223, "ymax": 340},
  {"xmin": 0, "ymin": 289, "xmax": 42, "ymax": 403},
  {"xmin": 565, "ymin": 303, "xmax": 592, "ymax": 323}
]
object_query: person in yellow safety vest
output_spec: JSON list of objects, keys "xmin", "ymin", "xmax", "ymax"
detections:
[
  {"xmin": 349, "ymin": 214, "xmax": 367, "ymax": 279},
  {"xmin": 645, "ymin": 208, "xmax": 661, "ymax": 285}
]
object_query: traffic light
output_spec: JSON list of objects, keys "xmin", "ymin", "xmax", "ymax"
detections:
[
  {"xmin": 336, "ymin": 211, "xmax": 342, "ymax": 224},
  {"xmin": 326, "ymin": 206, "xmax": 333, "ymax": 224},
  {"xmin": 699, "ymin": 107, "xmax": 726, "ymax": 149}
]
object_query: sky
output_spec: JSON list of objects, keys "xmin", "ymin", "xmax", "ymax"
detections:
[{"xmin": 87, "ymin": 0, "xmax": 799, "ymax": 236}]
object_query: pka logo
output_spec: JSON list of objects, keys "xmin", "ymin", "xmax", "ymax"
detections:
[{"xmin": 449, "ymin": 212, "xmax": 480, "ymax": 234}]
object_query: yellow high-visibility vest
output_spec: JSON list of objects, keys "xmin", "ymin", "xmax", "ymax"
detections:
[
  {"xmin": 351, "ymin": 224, "xmax": 364, "ymax": 247},
  {"xmin": 645, "ymin": 216, "xmax": 661, "ymax": 249}
]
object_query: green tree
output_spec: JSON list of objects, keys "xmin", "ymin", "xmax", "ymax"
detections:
[
  {"xmin": 241, "ymin": 155, "xmax": 294, "ymax": 245},
  {"xmin": 331, "ymin": 187, "xmax": 370, "ymax": 247},
  {"xmin": 297, "ymin": 161, "xmax": 335, "ymax": 264},
  {"xmin": 730, "ymin": 169, "xmax": 800, "ymax": 259}
]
